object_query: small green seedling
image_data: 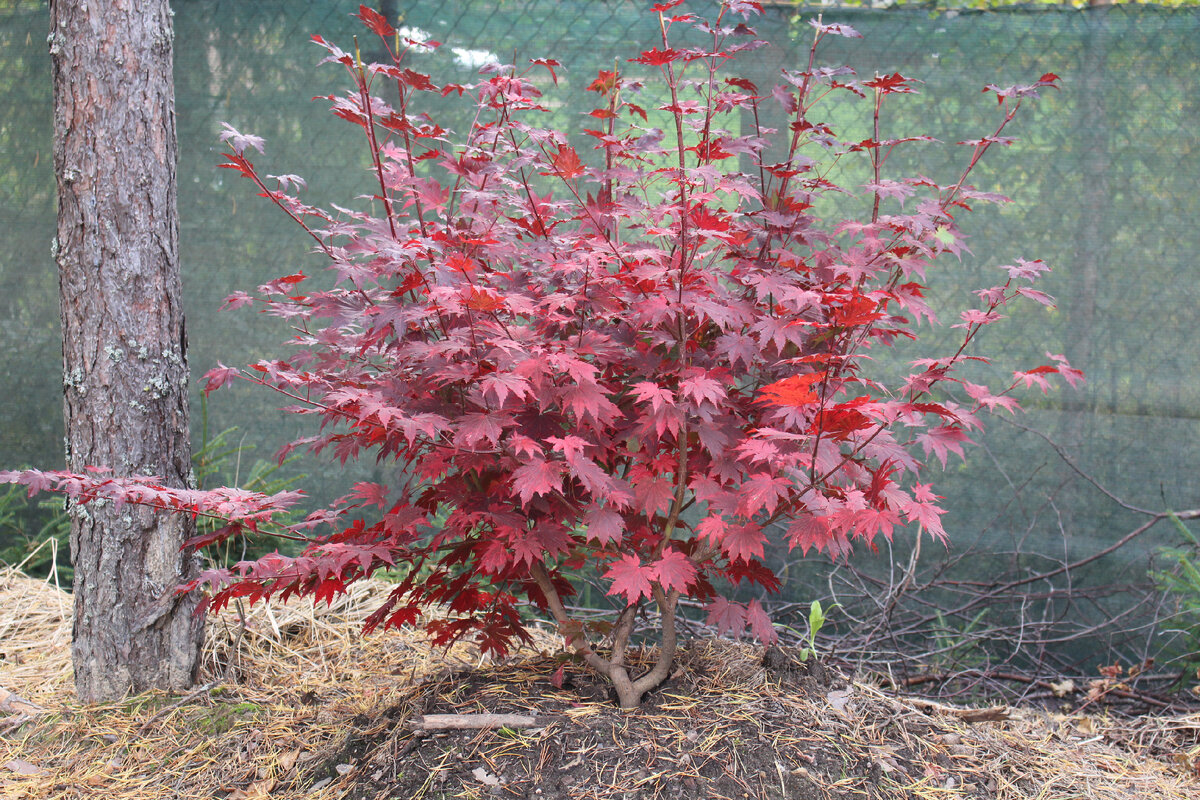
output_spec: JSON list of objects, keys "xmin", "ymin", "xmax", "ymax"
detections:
[{"xmin": 799, "ymin": 600, "xmax": 836, "ymax": 663}]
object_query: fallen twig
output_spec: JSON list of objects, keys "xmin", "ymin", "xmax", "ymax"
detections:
[
  {"xmin": 857, "ymin": 682, "xmax": 1011, "ymax": 723},
  {"xmin": 0, "ymin": 713, "xmax": 33, "ymax": 734},
  {"xmin": 409, "ymin": 713, "xmax": 559, "ymax": 731},
  {"xmin": 0, "ymin": 686, "xmax": 46, "ymax": 716},
  {"xmin": 907, "ymin": 697, "xmax": 1011, "ymax": 723}
]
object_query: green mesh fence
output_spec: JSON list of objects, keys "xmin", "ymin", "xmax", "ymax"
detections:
[{"xmin": 0, "ymin": 1, "xmax": 1197, "ymax": 671}]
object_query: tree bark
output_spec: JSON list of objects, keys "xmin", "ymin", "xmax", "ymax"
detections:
[{"xmin": 50, "ymin": 0, "xmax": 203, "ymax": 702}]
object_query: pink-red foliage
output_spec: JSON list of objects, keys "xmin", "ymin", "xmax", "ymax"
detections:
[{"xmin": 5, "ymin": 2, "xmax": 1078, "ymax": 698}]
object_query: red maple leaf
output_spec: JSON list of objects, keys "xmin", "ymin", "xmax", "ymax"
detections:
[
  {"xmin": 864, "ymin": 72, "xmax": 918, "ymax": 95},
  {"xmin": 630, "ymin": 47, "xmax": 680, "ymax": 67},
  {"xmin": 633, "ymin": 473, "xmax": 675, "ymax": 518},
  {"xmin": 478, "ymin": 539, "xmax": 510, "ymax": 575},
  {"xmin": 785, "ymin": 516, "xmax": 832, "ymax": 556},
  {"xmin": 2, "ymin": 469, "xmax": 53, "ymax": 498},
  {"xmin": 737, "ymin": 475, "xmax": 789, "ymax": 518},
  {"xmin": 724, "ymin": 559, "xmax": 782, "ymax": 593},
  {"xmin": 182, "ymin": 523, "xmax": 242, "ymax": 552},
  {"xmin": 905, "ymin": 484, "xmax": 946, "ymax": 539},
  {"xmin": 725, "ymin": 76, "xmax": 758, "ymax": 93},
  {"xmin": 314, "ymin": 575, "xmax": 347, "ymax": 606},
  {"xmin": 720, "ymin": 522, "xmax": 767, "ymax": 563},
  {"xmin": 397, "ymin": 68, "xmax": 436, "ymax": 92},
  {"xmin": 220, "ymin": 291, "xmax": 255, "ymax": 311},
  {"xmin": 812, "ymin": 403, "xmax": 872, "ymax": 441},
  {"xmin": 1016, "ymin": 287, "xmax": 1054, "ymax": 307},
  {"xmin": 650, "ymin": 549, "xmax": 696, "ymax": 593},
  {"xmin": 605, "ymin": 554, "xmax": 653, "ymax": 605},
  {"xmin": 510, "ymin": 459, "xmax": 563, "ymax": 505},
  {"xmin": 550, "ymin": 145, "xmax": 585, "ymax": 179},
  {"xmin": 916, "ymin": 426, "xmax": 973, "ymax": 468},
  {"xmin": 833, "ymin": 295, "xmax": 884, "ymax": 327},
  {"xmin": 678, "ymin": 370, "xmax": 726, "ymax": 406},
  {"xmin": 587, "ymin": 69, "xmax": 619, "ymax": 94},
  {"xmin": 454, "ymin": 413, "xmax": 506, "ymax": 449},
  {"xmin": 759, "ymin": 373, "xmax": 824, "ymax": 409},
  {"xmin": 584, "ymin": 505, "xmax": 624, "ymax": 545},
  {"xmin": 705, "ymin": 596, "xmax": 747, "ymax": 636},
  {"xmin": 354, "ymin": 4, "xmax": 396, "ymax": 37},
  {"xmin": 809, "ymin": 19, "xmax": 862, "ymax": 38},
  {"xmin": 480, "ymin": 373, "xmax": 530, "ymax": 406},
  {"xmin": 349, "ymin": 481, "xmax": 390, "ymax": 508},
  {"xmin": 963, "ymin": 382, "xmax": 1020, "ymax": 414},
  {"xmin": 690, "ymin": 137, "xmax": 734, "ymax": 162},
  {"xmin": 744, "ymin": 598, "xmax": 777, "ymax": 644},
  {"xmin": 696, "ymin": 514, "xmax": 728, "ymax": 545},
  {"xmin": 954, "ymin": 309, "xmax": 1004, "ymax": 328},
  {"xmin": 529, "ymin": 58, "xmax": 561, "ymax": 85},
  {"xmin": 203, "ymin": 363, "xmax": 242, "ymax": 394},
  {"xmin": 466, "ymin": 288, "xmax": 504, "ymax": 312},
  {"xmin": 217, "ymin": 123, "xmax": 265, "ymax": 156}
]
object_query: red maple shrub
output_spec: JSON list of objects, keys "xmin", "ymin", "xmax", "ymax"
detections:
[{"xmin": 4, "ymin": 1, "xmax": 1080, "ymax": 708}]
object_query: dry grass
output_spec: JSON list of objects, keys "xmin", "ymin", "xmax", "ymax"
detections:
[
  {"xmin": 1, "ymin": 562, "xmax": 1198, "ymax": 799},
  {"xmin": 0, "ymin": 562, "xmax": 523, "ymax": 799}
]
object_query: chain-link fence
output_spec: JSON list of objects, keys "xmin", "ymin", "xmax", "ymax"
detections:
[{"xmin": 1, "ymin": 1, "xmax": 1198, "ymax": 685}]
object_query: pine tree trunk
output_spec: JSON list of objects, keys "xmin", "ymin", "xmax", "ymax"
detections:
[{"xmin": 49, "ymin": 0, "xmax": 203, "ymax": 702}]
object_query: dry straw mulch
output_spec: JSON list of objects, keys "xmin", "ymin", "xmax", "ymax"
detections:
[{"xmin": 0, "ymin": 561, "xmax": 1197, "ymax": 800}]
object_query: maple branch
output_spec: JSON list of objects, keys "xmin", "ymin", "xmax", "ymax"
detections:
[
  {"xmin": 386, "ymin": 52, "xmax": 430, "ymax": 240},
  {"xmin": 353, "ymin": 36, "xmax": 400, "ymax": 242},
  {"xmin": 528, "ymin": 561, "xmax": 611, "ymax": 674},
  {"xmin": 657, "ymin": 7, "xmax": 692, "ymax": 299},
  {"xmin": 694, "ymin": 5, "xmax": 727, "ymax": 170},
  {"xmin": 441, "ymin": 90, "xmax": 495, "ymax": 225},
  {"xmin": 230, "ymin": 157, "xmax": 334, "ymax": 259},
  {"xmin": 793, "ymin": 90, "xmax": 1033, "ymax": 440},
  {"xmin": 655, "ymin": 14, "xmax": 697, "ymax": 562},
  {"xmin": 759, "ymin": 17, "xmax": 823, "ymax": 252},
  {"xmin": 871, "ymin": 84, "xmax": 883, "ymax": 224},
  {"xmin": 631, "ymin": 586, "xmax": 681, "ymax": 700},
  {"xmin": 749, "ymin": 97, "xmax": 769, "ymax": 201},
  {"xmin": 796, "ymin": 279, "xmax": 1024, "ymax": 500},
  {"xmin": 604, "ymin": 58, "xmax": 618, "ymax": 228},
  {"xmin": 942, "ymin": 99, "xmax": 1020, "ymax": 211},
  {"xmin": 1, "ymin": 474, "xmax": 312, "ymax": 545},
  {"xmin": 610, "ymin": 604, "xmax": 637, "ymax": 667},
  {"xmin": 656, "ymin": 420, "xmax": 691, "ymax": 562},
  {"xmin": 530, "ymin": 560, "xmax": 668, "ymax": 709},
  {"xmin": 529, "ymin": 134, "xmax": 644, "ymax": 297}
]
